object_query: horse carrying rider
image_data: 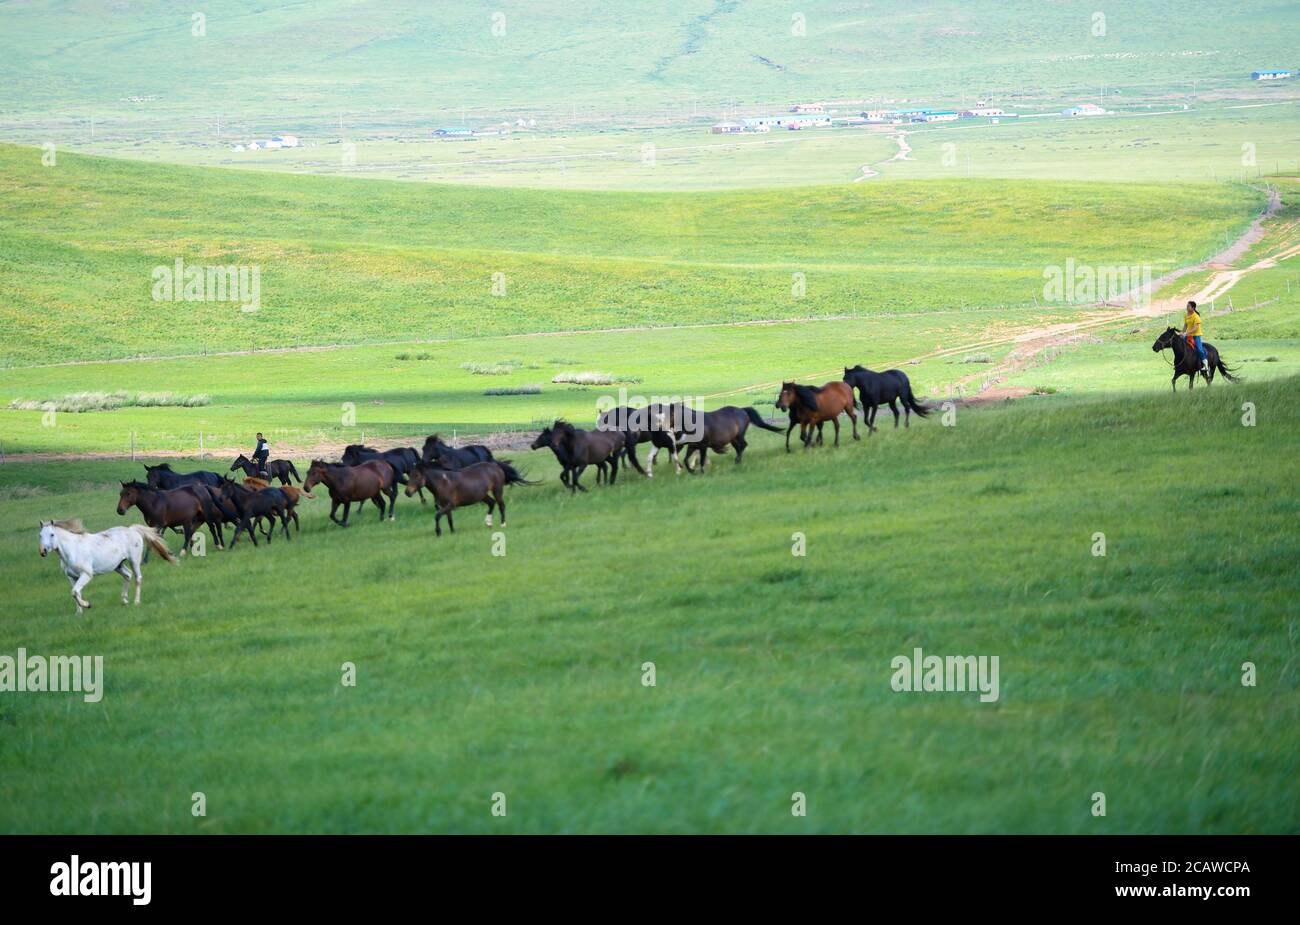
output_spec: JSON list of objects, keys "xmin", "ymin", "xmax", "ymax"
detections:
[
  {"xmin": 1180, "ymin": 300, "xmax": 1209, "ymax": 374},
  {"xmin": 251, "ymin": 432, "xmax": 271, "ymax": 479}
]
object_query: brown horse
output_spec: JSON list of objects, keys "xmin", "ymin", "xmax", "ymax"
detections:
[
  {"xmin": 116, "ymin": 481, "xmax": 211, "ymax": 555},
  {"xmin": 243, "ymin": 477, "xmax": 311, "ymax": 533},
  {"xmin": 304, "ymin": 459, "xmax": 397, "ymax": 526},
  {"xmin": 406, "ymin": 460, "xmax": 536, "ymax": 536},
  {"xmin": 549, "ymin": 419, "xmax": 625, "ymax": 492},
  {"xmin": 775, "ymin": 381, "xmax": 859, "ymax": 449}
]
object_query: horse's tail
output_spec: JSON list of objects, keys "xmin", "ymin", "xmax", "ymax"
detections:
[
  {"xmin": 495, "ymin": 460, "xmax": 541, "ymax": 486},
  {"xmin": 900, "ymin": 378, "xmax": 931, "ymax": 418},
  {"xmin": 130, "ymin": 524, "xmax": 179, "ymax": 565},
  {"xmin": 745, "ymin": 406, "xmax": 784, "ymax": 432},
  {"xmin": 1214, "ymin": 354, "xmax": 1240, "ymax": 383},
  {"xmin": 285, "ymin": 460, "xmax": 300, "ymax": 483}
]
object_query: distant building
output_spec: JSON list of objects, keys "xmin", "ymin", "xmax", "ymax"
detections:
[
  {"xmin": 246, "ymin": 141, "xmax": 262, "ymax": 151},
  {"xmin": 918, "ymin": 111, "xmax": 959, "ymax": 123},
  {"xmin": 790, "ymin": 103, "xmax": 827, "ymax": 114},
  {"xmin": 1251, "ymin": 69, "xmax": 1292, "ymax": 80},
  {"xmin": 433, "ymin": 127, "xmax": 474, "ymax": 140},
  {"xmin": 743, "ymin": 116, "xmax": 792, "ymax": 130},
  {"xmin": 272, "ymin": 134, "xmax": 300, "ymax": 148},
  {"xmin": 711, "ymin": 122, "xmax": 745, "ymax": 134},
  {"xmin": 1063, "ymin": 103, "xmax": 1107, "ymax": 117},
  {"xmin": 263, "ymin": 139, "xmax": 283, "ymax": 150},
  {"xmin": 961, "ymin": 107, "xmax": 1006, "ymax": 118}
]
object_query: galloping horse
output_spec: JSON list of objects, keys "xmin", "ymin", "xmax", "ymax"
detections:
[
  {"xmin": 421, "ymin": 434, "xmax": 495, "ymax": 469},
  {"xmin": 116, "ymin": 481, "xmax": 212, "ymax": 555},
  {"xmin": 670, "ymin": 406, "xmax": 783, "ymax": 471},
  {"xmin": 143, "ymin": 462, "xmax": 222, "ymax": 490},
  {"xmin": 243, "ymin": 477, "xmax": 311, "ymax": 533},
  {"xmin": 550, "ymin": 420, "xmax": 625, "ymax": 492},
  {"xmin": 597, "ymin": 403, "xmax": 683, "ymax": 477},
  {"xmin": 843, "ymin": 365, "xmax": 929, "ymax": 433},
  {"xmin": 775, "ymin": 381, "xmax": 859, "ymax": 449},
  {"xmin": 215, "ymin": 478, "xmax": 292, "ymax": 547},
  {"xmin": 39, "ymin": 520, "xmax": 178, "ymax": 614},
  {"xmin": 531, "ymin": 425, "xmax": 581, "ymax": 488},
  {"xmin": 406, "ymin": 461, "xmax": 536, "ymax": 536},
  {"xmin": 304, "ymin": 460, "xmax": 397, "ymax": 526},
  {"xmin": 230, "ymin": 454, "xmax": 300, "ymax": 485},
  {"xmin": 1152, "ymin": 327, "xmax": 1238, "ymax": 391},
  {"xmin": 342, "ymin": 444, "xmax": 423, "ymax": 501}
]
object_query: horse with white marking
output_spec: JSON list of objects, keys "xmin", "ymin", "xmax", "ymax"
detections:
[{"xmin": 38, "ymin": 520, "xmax": 178, "ymax": 615}]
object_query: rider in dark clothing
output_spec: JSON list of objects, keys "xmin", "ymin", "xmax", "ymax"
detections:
[{"xmin": 251, "ymin": 433, "xmax": 270, "ymax": 478}]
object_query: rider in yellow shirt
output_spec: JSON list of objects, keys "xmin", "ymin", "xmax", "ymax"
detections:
[{"xmin": 1180, "ymin": 300, "xmax": 1208, "ymax": 373}]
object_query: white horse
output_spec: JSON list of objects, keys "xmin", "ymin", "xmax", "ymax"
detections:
[{"xmin": 38, "ymin": 520, "xmax": 178, "ymax": 615}]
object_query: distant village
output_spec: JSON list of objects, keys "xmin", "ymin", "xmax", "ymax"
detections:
[
  {"xmin": 230, "ymin": 65, "xmax": 1290, "ymax": 152},
  {"xmin": 709, "ymin": 101, "xmax": 1119, "ymax": 134},
  {"xmin": 232, "ymin": 134, "xmax": 300, "ymax": 152}
]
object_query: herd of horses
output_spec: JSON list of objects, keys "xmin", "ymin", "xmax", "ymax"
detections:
[
  {"xmin": 37, "ymin": 341, "xmax": 1235, "ymax": 612},
  {"xmin": 93, "ymin": 365, "xmax": 929, "ymax": 558}
]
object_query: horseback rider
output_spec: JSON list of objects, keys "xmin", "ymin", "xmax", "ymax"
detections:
[
  {"xmin": 1180, "ymin": 300, "xmax": 1209, "ymax": 374},
  {"xmin": 251, "ymin": 432, "xmax": 271, "ymax": 479}
]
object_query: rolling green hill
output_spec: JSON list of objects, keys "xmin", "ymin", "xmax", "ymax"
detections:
[
  {"xmin": 3, "ymin": 0, "xmax": 1298, "ymax": 136},
  {"xmin": 0, "ymin": 143, "xmax": 1264, "ymax": 366}
]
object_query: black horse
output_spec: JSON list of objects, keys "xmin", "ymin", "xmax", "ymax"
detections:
[
  {"xmin": 421, "ymin": 434, "xmax": 495, "ymax": 469},
  {"xmin": 215, "ymin": 478, "xmax": 292, "ymax": 547},
  {"xmin": 597, "ymin": 404, "xmax": 683, "ymax": 477},
  {"xmin": 143, "ymin": 462, "xmax": 223, "ymax": 490},
  {"xmin": 1152, "ymin": 328, "xmax": 1238, "ymax": 391},
  {"xmin": 670, "ymin": 406, "xmax": 783, "ymax": 472},
  {"xmin": 843, "ymin": 365, "xmax": 930, "ymax": 433},
  {"xmin": 341, "ymin": 444, "xmax": 422, "ymax": 500},
  {"xmin": 230, "ymin": 454, "xmax": 300, "ymax": 485}
]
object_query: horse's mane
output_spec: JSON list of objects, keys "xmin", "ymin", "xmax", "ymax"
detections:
[
  {"xmin": 552, "ymin": 419, "xmax": 576, "ymax": 433},
  {"xmin": 146, "ymin": 462, "xmax": 173, "ymax": 471},
  {"xmin": 845, "ymin": 364, "xmax": 866, "ymax": 374},
  {"xmin": 121, "ymin": 480, "xmax": 150, "ymax": 489},
  {"xmin": 792, "ymin": 383, "xmax": 823, "ymax": 408},
  {"xmin": 50, "ymin": 518, "xmax": 86, "ymax": 534}
]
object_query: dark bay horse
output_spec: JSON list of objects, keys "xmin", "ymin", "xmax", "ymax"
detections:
[
  {"xmin": 406, "ymin": 460, "xmax": 536, "ymax": 536},
  {"xmin": 144, "ymin": 462, "xmax": 222, "ymax": 490},
  {"xmin": 1152, "ymin": 327, "xmax": 1238, "ymax": 391},
  {"xmin": 304, "ymin": 459, "xmax": 397, "ymax": 526},
  {"xmin": 531, "ymin": 425, "xmax": 582, "ymax": 488},
  {"xmin": 670, "ymin": 406, "xmax": 783, "ymax": 471},
  {"xmin": 775, "ymin": 381, "xmax": 859, "ymax": 449},
  {"xmin": 551, "ymin": 420, "xmax": 625, "ymax": 492},
  {"xmin": 116, "ymin": 481, "xmax": 211, "ymax": 555},
  {"xmin": 342, "ymin": 443, "xmax": 423, "ymax": 502},
  {"xmin": 215, "ymin": 478, "xmax": 292, "ymax": 547},
  {"xmin": 230, "ymin": 454, "xmax": 300, "ymax": 485},
  {"xmin": 597, "ymin": 404, "xmax": 682, "ymax": 477},
  {"xmin": 843, "ymin": 365, "xmax": 929, "ymax": 432},
  {"xmin": 421, "ymin": 434, "xmax": 495, "ymax": 469},
  {"xmin": 242, "ymin": 477, "xmax": 311, "ymax": 533}
]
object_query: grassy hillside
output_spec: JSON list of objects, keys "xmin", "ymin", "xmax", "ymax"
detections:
[
  {"xmin": 3, "ymin": 0, "xmax": 1297, "ymax": 137},
  {"xmin": 1, "ymin": 378, "xmax": 1296, "ymax": 833},
  {"xmin": 0, "ymin": 143, "xmax": 1265, "ymax": 366}
]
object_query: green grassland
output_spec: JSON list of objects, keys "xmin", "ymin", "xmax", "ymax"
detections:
[
  {"xmin": 0, "ymin": 142, "xmax": 1267, "ymax": 367},
  {"xmin": 4, "ymin": 0, "xmax": 1298, "ymax": 141},
  {"xmin": 1, "ymin": 376, "xmax": 1296, "ymax": 833}
]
